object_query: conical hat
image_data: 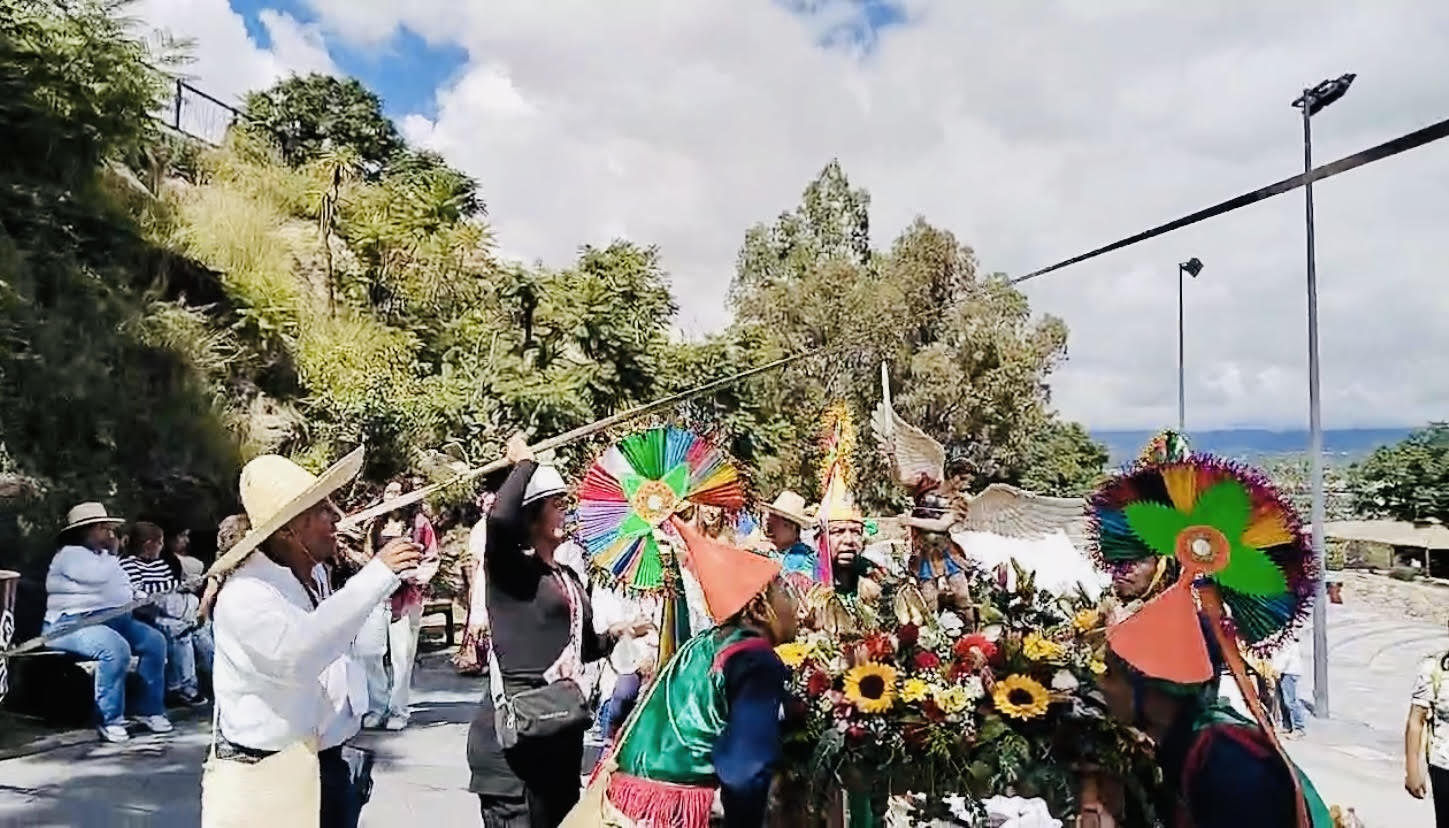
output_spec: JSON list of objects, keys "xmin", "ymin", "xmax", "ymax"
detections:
[
  {"xmin": 819, "ymin": 465, "xmax": 863, "ymax": 523},
  {"xmin": 669, "ymin": 515, "xmax": 780, "ymax": 621}
]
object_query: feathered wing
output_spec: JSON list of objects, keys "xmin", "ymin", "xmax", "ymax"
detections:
[
  {"xmin": 960, "ymin": 483, "xmax": 1090, "ymax": 547},
  {"xmin": 870, "ymin": 362, "xmax": 946, "ymax": 494}
]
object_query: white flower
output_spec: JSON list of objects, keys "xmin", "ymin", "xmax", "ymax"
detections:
[
  {"xmin": 938, "ymin": 610, "xmax": 965, "ymax": 636},
  {"xmin": 1050, "ymin": 669, "xmax": 1079, "ymax": 692},
  {"xmin": 959, "ymin": 676, "xmax": 985, "ymax": 702},
  {"xmin": 917, "ymin": 625, "xmax": 944, "ymax": 650}
]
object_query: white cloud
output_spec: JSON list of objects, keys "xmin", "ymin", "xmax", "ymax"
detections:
[{"xmin": 136, "ymin": 0, "xmax": 1449, "ymax": 430}]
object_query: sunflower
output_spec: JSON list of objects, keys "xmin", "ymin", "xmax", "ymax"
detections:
[
  {"xmin": 843, "ymin": 662, "xmax": 898, "ymax": 714},
  {"xmin": 1089, "ymin": 659, "xmax": 1108, "ymax": 676},
  {"xmin": 992, "ymin": 674, "xmax": 1051, "ymax": 720},
  {"xmin": 775, "ymin": 641, "xmax": 813, "ymax": 668},
  {"xmin": 900, "ymin": 677, "xmax": 931, "ymax": 703},
  {"xmin": 1022, "ymin": 632, "xmax": 1067, "ymax": 662}
]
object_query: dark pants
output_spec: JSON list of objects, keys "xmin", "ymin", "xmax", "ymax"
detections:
[
  {"xmin": 1432, "ymin": 765, "xmax": 1449, "ymax": 828},
  {"xmin": 320, "ymin": 746, "xmax": 363, "ymax": 828},
  {"xmin": 478, "ymin": 784, "xmax": 578, "ymax": 828}
]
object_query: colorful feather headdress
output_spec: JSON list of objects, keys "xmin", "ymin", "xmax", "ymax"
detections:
[
  {"xmin": 1138, "ymin": 429, "xmax": 1192, "ymax": 466},
  {"xmin": 818, "ymin": 403, "xmax": 862, "ymax": 524}
]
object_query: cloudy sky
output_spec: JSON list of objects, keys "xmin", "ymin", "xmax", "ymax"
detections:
[{"xmin": 132, "ymin": 0, "xmax": 1449, "ymax": 431}]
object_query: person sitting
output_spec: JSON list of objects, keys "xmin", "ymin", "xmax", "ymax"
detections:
[
  {"xmin": 44, "ymin": 503, "xmax": 172, "ymax": 742},
  {"xmin": 120, "ymin": 520, "xmax": 212, "ymax": 706}
]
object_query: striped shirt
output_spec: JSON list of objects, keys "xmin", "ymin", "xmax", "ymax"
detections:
[{"xmin": 120, "ymin": 556, "xmax": 179, "ymax": 594}]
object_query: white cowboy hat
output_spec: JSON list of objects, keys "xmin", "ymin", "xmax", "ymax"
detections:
[
  {"xmin": 762, "ymin": 490, "xmax": 810, "ymax": 527},
  {"xmin": 62, "ymin": 502, "xmax": 125, "ymax": 534},
  {"xmin": 522, "ymin": 465, "xmax": 567, "ymax": 506},
  {"xmin": 210, "ymin": 446, "xmax": 365, "ymax": 575}
]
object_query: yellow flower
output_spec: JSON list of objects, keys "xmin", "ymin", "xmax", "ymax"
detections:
[
  {"xmin": 775, "ymin": 641, "xmax": 813, "ymax": 668},
  {"xmin": 1072, "ymin": 608, "xmax": 1101, "ymax": 633},
  {"xmin": 934, "ymin": 684, "xmax": 971, "ymax": 714},
  {"xmin": 901, "ymin": 677, "xmax": 930, "ymax": 703},
  {"xmin": 843, "ymin": 662, "xmax": 898, "ymax": 714},
  {"xmin": 992, "ymin": 674, "xmax": 1051, "ymax": 720},
  {"xmin": 1089, "ymin": 659, "xmax": 1107, "ymax": 675},
  {"xmin": 1022, "ymin": 632, "xmax": 1067, "ymax": 662}
]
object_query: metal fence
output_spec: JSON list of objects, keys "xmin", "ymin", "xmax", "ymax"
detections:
[{"xmin": 155, "ymin": 78, "xmax": 245, "ymax": 146}]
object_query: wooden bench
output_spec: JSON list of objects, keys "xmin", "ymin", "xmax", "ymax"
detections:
[
  {"xmin": 3, "ymin": 649, "xmax": 140, "ymax": 726},
  {"xmin": 420, "ymin": 598, "xmax": 455, "ymax": 647}
]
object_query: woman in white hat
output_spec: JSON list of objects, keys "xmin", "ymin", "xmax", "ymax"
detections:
[
  {"xmin": 202, "ymin": 448, "xmax": 421, "ymax": 828},
  {"xmin": 467, "ymin": 433, "xmax": 651, "ymax": 827},
  {"xmin": 44, "ymin": 503, "xmax": 173, "ymax": 743}
]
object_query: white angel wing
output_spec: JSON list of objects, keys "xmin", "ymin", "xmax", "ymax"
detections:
[
  {"xmin": 950, "ymin": 529, "xmax": 1107, "ymax": 599},
  {"xmin": 870, "ymin": 362, "xmax": 946, "ymax": 493},
  {"xmin": 961, "ymin": 483, "xmax": 1089, "ymax": 547}
]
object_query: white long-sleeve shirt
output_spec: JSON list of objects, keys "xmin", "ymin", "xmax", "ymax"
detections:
[
  {"xmin": 212, "ymin": 553, "xmax": 399, "ymax": 750},
  {"xmin": 44, "ymin": 545, "xmax": 135, "ymax": 623}
]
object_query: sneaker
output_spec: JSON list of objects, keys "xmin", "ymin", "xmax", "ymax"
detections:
[
  {"xmin": 98, "ymin": 724, "xmax": 130, "ymax": 743},
  {"xmin": 361, "ymin": 713, "xmax": 385, "ymax": 730},
  {"xmin": 384, "ymin": 715, "xmax": 409, "ymax": 731},
  {"xmin": 166, "ymin": 690, "xmax": 209, "ymax": 708},
  {"xmin": 137, "ymin": 715, "xmax": 174, "ymax": 734}
]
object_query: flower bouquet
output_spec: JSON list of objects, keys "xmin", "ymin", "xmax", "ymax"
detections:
[{"xmin": 775, "ymin": 562, "xmax": 1160, "ymax": 826}]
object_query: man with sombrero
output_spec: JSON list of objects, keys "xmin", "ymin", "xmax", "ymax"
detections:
[
  {"xmin": 762, "ymin": 490, "xmax": 817, "ymax": 586},
  {"xmin": 43, "ymin": 502, "xmax": 171, "ymax": 742},
  {"xmin": 203, "ymin": 448, "xmax": 421, "ymax": 828}
]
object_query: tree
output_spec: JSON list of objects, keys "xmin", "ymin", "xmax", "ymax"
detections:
[
  {"xmin": 242, "ymin": 73, "xmax": 405, "ymax": 174},
  {"xmin": 720, "ymin": 160, "xmax": 1095, "ymax": 509},
  {"xmin": 1017, "ymin": 421, "xmax": 1109, "ymax": 497},
  {"xmin": 1350, "ymin": 424, "xmax": 1449, "ymax": 523}
]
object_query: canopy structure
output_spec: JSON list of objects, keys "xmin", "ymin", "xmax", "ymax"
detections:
[{"xmin": 1324, "ymin": 519, "xmax": 1449, "ymax": 549}]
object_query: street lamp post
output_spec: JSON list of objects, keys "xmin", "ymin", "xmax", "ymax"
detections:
[
  {"xmin": 1177, "ymin": 257, "xmax": 1203, "ymax": 433},
  {"xmin": 1293, "ymin": 73, "xmax": 1355, "ymax": 720}
]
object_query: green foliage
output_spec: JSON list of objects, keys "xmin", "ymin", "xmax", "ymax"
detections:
[
  {"xmin": 241, "ymin": 73, "xmax": 405, "ymax": 174},
  {"xmin": 1018, "ymin": 421, "xmax": 1110, "ymax": 496},
  {"xmin": 1350, "ymin": 424, "xmax": 1449, "ymax": 523}
]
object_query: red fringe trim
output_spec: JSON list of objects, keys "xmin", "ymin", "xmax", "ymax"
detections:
[
  {"xmin": 712, "ymin": 636, "xmax": 772, "ymax": 673},
  {"xmin": 606, "ymin": 772, "xmax": 716, "ymax": 828}
]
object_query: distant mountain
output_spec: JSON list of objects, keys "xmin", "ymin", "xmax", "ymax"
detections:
[{"xmin": 1092, "ymin": 428, "xmax": 1413, "ymax": 467}]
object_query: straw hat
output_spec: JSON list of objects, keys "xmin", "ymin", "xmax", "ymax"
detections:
[
  {"xmin": 62, "ymin": 502, "xmax": 125, "ymax": 534},
  {"xmin": 670, "ymin": 515, "xmax": 781, "ymax": 621},
  {"xmin": 762, "ymin": 490, "xmax": 810, "ymax": 527},
  {"xmin": 211, "ymin": 447, "xmax": 365, "ymax": 575}
]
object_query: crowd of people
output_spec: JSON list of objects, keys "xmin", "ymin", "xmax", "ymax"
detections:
[{"xmin": 32, "ymin": 421, "xmax": 1366, "ymax": 828}]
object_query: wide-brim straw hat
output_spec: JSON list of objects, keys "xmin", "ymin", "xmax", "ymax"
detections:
[
  {"xmin": 210, "ymin": 446, "xmax": 365, "ymax": 576},
  {"xmin": 61, "ymin": 502, "xmax": 125, "ymax": 535},
  {"xmin": 762, "ymin": 490, "xmax": 810, "ymax": 527}
]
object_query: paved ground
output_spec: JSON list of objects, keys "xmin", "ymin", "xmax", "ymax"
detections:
[{"xmin": 0, "ymin": 572, "xmax": 1445, "ymax": 826}]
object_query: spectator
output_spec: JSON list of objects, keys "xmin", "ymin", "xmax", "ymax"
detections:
[
  {"xmin": 1272, "ymin": 633, "xmax": 1307, "ymax": 739},
  {"xmin": 167, "ymin": 528, "xmax": 204, "ymax": 579},
  {"xmin": 120, "ymin": 521, "xmax": 212, "ymax": 706},
  {"xmin": 1405, "ymin": 648, "xmax": 1449, "ymax": 822},
  {"xmin": 44, "ymin": 503, "xmax": 171, "ymax": 742}
]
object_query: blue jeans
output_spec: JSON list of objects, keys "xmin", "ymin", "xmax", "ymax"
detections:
[
  {"xmin": 153, "ymin": 617, "xmax": 214, "ymax": 695},
  {"xmin": 45, "ymin": 611, "xmax": 166, "ymax": 725},
  {"xmin": 1278, "ymin": 673, "xmax": 1307, "ymax": 732}
]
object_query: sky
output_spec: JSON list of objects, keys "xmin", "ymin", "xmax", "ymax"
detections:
[{"xmin": 130, "ymin": 0, "xmax": 1449, "ymax": 432}]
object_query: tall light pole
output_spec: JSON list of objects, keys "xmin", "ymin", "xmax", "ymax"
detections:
[
  {"xmin": 1177, "ymin": 257, "xmax": 1203, "ymax": 433},
  {"xmin": 1293, "ymin": 72, "xmax": 1355, "ymax": 720}
]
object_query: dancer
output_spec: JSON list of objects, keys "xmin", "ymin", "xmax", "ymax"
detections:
[
  {"xmin": 467, "ymin": 433, "xmax": 650, "ymax": 828},
  {"xmin": 204, "ymin": 448, "xmax": 420, "ymax": 828},
  {"xmin": 574, "ymin": 518, "xmax": 797, "ymax": 828}
]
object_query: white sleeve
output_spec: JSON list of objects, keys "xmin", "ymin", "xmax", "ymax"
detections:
[
  {"xmin": 1412, "ymin": 659, "xmax": 1437, "ymax": 709},
  {"xmin": 47, "ymin": 547, "xmax": 117, "ymax": 588},
  {"xmin": 217, "ymin": 559, "xmax": 400, "ymax": 681}
]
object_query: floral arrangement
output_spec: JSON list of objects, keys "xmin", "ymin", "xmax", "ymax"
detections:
[{"xmin": 775, "ymin": 562, "xmax": 1160, "ymax": 825}]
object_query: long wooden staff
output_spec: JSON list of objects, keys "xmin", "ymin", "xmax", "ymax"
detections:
[{"xmin": 338, "ymin": 348, "xmax": 820, "ymax": 529}]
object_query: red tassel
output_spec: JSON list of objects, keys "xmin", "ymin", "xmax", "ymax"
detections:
[{"xmin": 606, "ymin": 773, "xmax": 716, "ymax": 828}]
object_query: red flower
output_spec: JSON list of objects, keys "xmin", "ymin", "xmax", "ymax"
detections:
[
  {"xmin": 784, "ymin": 698, "xmax": 809, "ymax": 722},
  {"xmin": 920, "ymin": 697, "xmax": 946, "ymax": 723},
  {"xmin": 897, "ymin": 623, "xmax": 920, "ymax": 648},
  {"xmin": 846, "ymin": 724, "xmax": 868, "ymax": 744},
  {"xmin": 863, "ymin": 632, "xmax": 895, "ymax": 661},
  {"xmin": 806, "ymin": 670, "xmax": 831, "ymax": 696},
  {"xmin": 953, "ymin": 633, "xmax": 997, "ymax": 663},
  {"xmin": 912, "ymin": 651, "xmax": 942, "ymax": 672},
  {"xmin": 948, "ymin": 659, "xmax": 975, "ymax": 682}
]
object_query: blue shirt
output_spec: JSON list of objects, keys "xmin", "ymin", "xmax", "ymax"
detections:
[{"xmin": 776, "ymin": 541, "xmax": 818, "ymax": 579}]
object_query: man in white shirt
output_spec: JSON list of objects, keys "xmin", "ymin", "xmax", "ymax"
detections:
[
  {"xmin": 204, "ymin": 449, "xmax": 420, "ymax": 828},
  {"xmin": 1271, "ymin": 634, "xmax": 1307, "ymax": 738}
]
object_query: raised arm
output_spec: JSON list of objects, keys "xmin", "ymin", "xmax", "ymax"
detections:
[
  {"xmin": 217, "ymin": 558, "xmax": 401, "ymax": 681},
  {"xmin": 486, "ymin": 457, "xmax": 537, "ymax": 573}
]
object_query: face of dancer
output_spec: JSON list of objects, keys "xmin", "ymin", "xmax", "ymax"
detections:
[
  {"xmin": 765, "ymin": 514, "xmax": 800, "ymax": 550},
  {"xmin": 697, "ymin": 504, "xmax": 723, "ymax": 531},
  {"xmin": 283, "ymin": 499, "xmax": 342, "ymax": 563},
  {"xmin": 531, "ymin": 493, "xmax": 569, "ymax": 546},
  {"xmin": 1112, "ymin": 558, "xmax": 1159, "ymax": 601},
  {"xmin": 828, "ymin": 520, "xmax": 864, "ymax": 569}
]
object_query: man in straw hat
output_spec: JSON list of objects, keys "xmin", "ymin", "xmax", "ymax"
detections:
[
  {"xmin": 44, "ymin": 502, "xmax": 172, "ymax": 742},
  {"xmin": 203, "ymin": 447, "xmax": 421, "ymax": 828},
  {"xmin": 572, "ymin": 516, "xmax": 798, "ymax": 828},
  {"xmin": 762, "ymin": 490, "xmax": 817, "ymax": 584}
]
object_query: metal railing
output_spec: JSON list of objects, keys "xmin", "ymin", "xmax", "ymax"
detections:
[{"xmin": 155, "ymin": 78, "xmax": 246, "ymax": 146}]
